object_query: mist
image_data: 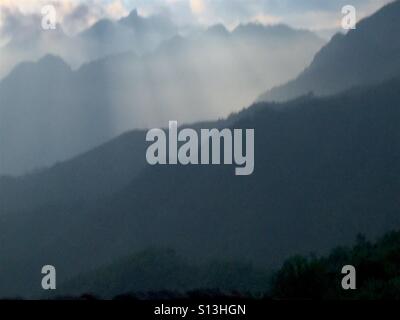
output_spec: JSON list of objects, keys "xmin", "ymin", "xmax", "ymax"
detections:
[{"xmin": 0, "ymin": 10, "xmax": 324, "ymax": 176}]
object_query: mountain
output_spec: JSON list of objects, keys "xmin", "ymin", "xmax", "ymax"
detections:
[
  {"xmin": 54, "ymin": 230, "xmax": 400, "ymax": 299},
  {"xmin": 0, "ymin": 9, "xmax": 179, "ymax": 79},
  {"xmin": 0, "ymin": 23, "xmax": 323, "ymax": 175},
  {"xmin": 57, "ymin": 248, "xmax": 269, "ymax": 299},
  {"xmin": 0, "ymin": 128, "xmax": 147, "ymax": 215},
  {"xmin": 1, "ymin": 75, "xmax": 400, "ymax": 297},
  {"xmin": 0, "ymin": 20, "xmax": 76, "ymax": 79},
  {"xmin": 119, "ymin": 9, "xmax": 177, "ymax": 37},
  {"xmin": 78, "ymin": 9, "xmax": 178, "ymax": 61},
  {"xmin": 2, "ymin": 2, "xmax": 399, "ymax": 299},
  {"xmin": 0, "ymin": 54, "xmax": 118, "ymax": 175},
  {"xmin": 258, "ymin": 0, "xmax": 400, "ymax": 102}
]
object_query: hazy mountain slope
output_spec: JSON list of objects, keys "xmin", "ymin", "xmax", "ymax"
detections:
[
  {"xmin": 258, "ymin": 0, "xmax": 400, "ymax": 102},
  {"xmin": 1, "ymin": 76, "xmax": 399, "ymax": 297},
  {"xmin": 0, "ymin": 128, "xmax": 147, "ymax": 215},
  {"xmin": 0, "ymin": 54, "xmax": 119, "ymax": 175},
  {"xmin": 0, "ymin": 24, "xmax": 323, "ymax": 176},
  {"xmin": 74, "ymin": 78, "xmax": 400, "ymax": 268}
]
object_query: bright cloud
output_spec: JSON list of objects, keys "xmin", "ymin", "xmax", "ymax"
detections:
[{"xmin": 190, "ymin": 0, "xmax": 205, "ymax": 14}]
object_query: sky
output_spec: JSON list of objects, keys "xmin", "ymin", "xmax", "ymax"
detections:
[{"xmin": 0, "ymin": 0, "xmax": 394, "ymax": 36}]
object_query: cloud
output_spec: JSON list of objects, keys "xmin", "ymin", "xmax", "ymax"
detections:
[
  {"xmin": 0, "ymin": 0, "xmax": 394, "ymax": 38},
  {"xmin": 251, "ymin": 13, "xmax": 282, "ymax": 25},
  {"xmin": 194, "ymin": 0, "xmax": 393, "ymax": 29},
  {"xmin": 127, "ymin": 0, "xmax": 392, "ymax": 30},
  {"xmin": 59, "ymin": 0, "xmax": 129, "ymax": 34},
  {"xmin": 0, "ymin": 0, "xmax": 130, "ymax": 36},
  {"xmin": 107, "ymin": 0, "xmax": 128, "ymax": 17},
  {"xmin": 0, "ymin": 6, "xmax": 41, "ymax": 43},
  {"xmin": 190, "ymin": 0, "xmax": 206, "ymax": 14}
]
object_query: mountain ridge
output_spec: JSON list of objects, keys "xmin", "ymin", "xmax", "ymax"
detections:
[
  {"xmin": 0, "ymin": 21, "xmax": 324, "ymax": 175},
  {"xmin": 258, "ymin": 0, "xmax": 400, "ymax": 102},
  {"xmin": 1, "ymin": 74, "xmax": 400, "ymax": 297}
]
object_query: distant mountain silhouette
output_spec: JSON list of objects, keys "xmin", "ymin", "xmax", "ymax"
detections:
[
  {"xmin": 119, "ymin": 9, "xmax": 177, "ymax": 35},
  {"xmin": 0, "ymin": 9, "xmax": 179, "ymax": 78},
  {"xmin": 0, "ymin": 54, "xmax": 119, "ymax": 175},
  {"xmin": 1, "ymin": 75, "xmax": 400, "ymax": 297},
  {"xmin": 258, "ymin": 0, "xmax": 400, "ymax": 102},
  {"xmin": 0, "ymin": 17, "xmax": 74, "ymax": 78},
  {"xmin": 79, "ymin": 9, "xmax": 178, "ymax": 61}
]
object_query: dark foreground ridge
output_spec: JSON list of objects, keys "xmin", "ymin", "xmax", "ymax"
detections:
[{"xmin": 10, "ymin": 229, "xmax": 396, "ymax": 301}]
